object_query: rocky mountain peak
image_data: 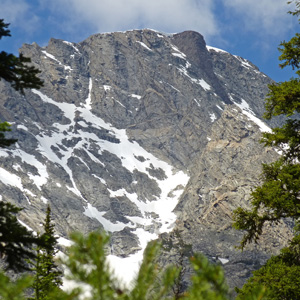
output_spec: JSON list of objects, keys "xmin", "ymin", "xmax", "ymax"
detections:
[{"xmin": 0, "ymin": 29, "xmax": 291, "ymax": 288}]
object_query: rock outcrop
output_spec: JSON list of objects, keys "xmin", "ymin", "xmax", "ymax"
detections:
[{"xmin": 0, "ymin": 29, "xmax": 291, "ymax": 288}]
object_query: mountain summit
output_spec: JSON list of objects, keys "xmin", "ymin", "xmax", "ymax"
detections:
[{"xmin": 0, "ymin": 29, "xmax": 291, "ymax": 287}]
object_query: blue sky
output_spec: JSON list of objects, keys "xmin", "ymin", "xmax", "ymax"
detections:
[{"xmin": 0, "ymin": 0, "xmax": 298, "ymax": 82}]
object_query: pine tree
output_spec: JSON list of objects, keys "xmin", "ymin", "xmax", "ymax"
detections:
[
  {"xmin": 0, "ymin": 19, "xmax": 43, "ymax": 147},
  {"xmin": 0, "ymin": 19, "xmax": 43, "ymax": 93},
  {"xmin": 0, "ymin": 271, "xmax": 33, "ymax": 300},
  {"xmin": 0, "ymin": 19, "xmax": 44, "ymax": 271},
  {"xmin": 0, "ymin": 202, "xmax": 45, "ymax": 272},
  {"xmin": 0, "ymin": 229, "xmax": 268, "ymax": 299},
  {"xmin": 58, "ymin": 230, "xmax": 238, "ymax": 300},
  {"xmin": 232, "ymin": 0, "xmax": 300, "ymax": 249},
  {"xmin": 0, "ymin": 121, "xmax": 17, "ymax": 148},
  {"xmin": 232, "ymin": 1, "xmax": 300, "ymax": 298},
  {"xmin": 161, "ymin": 229, "xmax": 193, "ymax": 299},
  {"xmin": 235, "ymin": 233, "xmax": 300, "ymax": 299},
  {"xmin": 29, "ymin": 205, "xmax": 62, "ymax": 300}
]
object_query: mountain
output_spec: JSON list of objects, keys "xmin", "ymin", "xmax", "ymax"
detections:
[{"xmin": 0, "ymin": 29, "xmax": 292, "ymax": 288}]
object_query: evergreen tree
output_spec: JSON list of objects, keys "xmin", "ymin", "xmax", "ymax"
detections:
[
  {"xmin": 0, "ymin": 229, "xmax": 267, "ymax": 300},
  {"xmin": 59, "ymin": 230, "xmax": 237, "ymax": 300},
  {"xmin": 236, "ymin": 233, "xmax": 300, "ymax": 299},
  {"xmin": 0, "ymin": 19, "xmax": 43, "ymax": 93},
  {"xmin": 233, "ymin": 1, "xmax": 300, "ymax": 298},
  {"xmin": 0, "ymin": 121, "xmax": 17, "ymax": 148},
  {"xmin": 0, "ymin": 18, "xmax": 43, "ymax": 147},
  {"xmin": 0, "ymin": 19, "xmax": 44, "ymax": 271},
  {"xmin": 29, "ymin": 205, "xmax": 62, "ymax": 300},
  {"xmin": 232, "ymin": 0, "xmax": 300, "ymax": 249},
  {"xmin": 0, "ymin": 271, "xmax": 33, "ymax": 300},
  {"xmin": 0, "ymin": 202, "xmax": 44, "ymax": 272},
  {"xmin": 161, "ymin": 229, "xmax": 193, "ymax": 299}
]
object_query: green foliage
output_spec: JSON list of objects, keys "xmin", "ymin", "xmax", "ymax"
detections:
[
  {"xmin": 29, "ymin": 206, "xmax": 62, "ymax": 300},
  {"xmin": 186, "ymin": 254, "xmax": 230, "ymax": 300},
  {"xmin": 0, "ymin": 51, "xmax": 43, "ymax": 93},
  {"xmin": 0, "ymin": 20, "xmax": 10, "ymax": 39},
  {"xmin": 0, "ymin": 230, "xmax": 269, "ymax": 300},
  {"xmin": 264, "ymin": 79, "xmax": 300, "ymax": 119},
  {"xmin": 233, "ymin": 0, "xmax": 300, "ymax": 249},
  {"xmin": 261, "ymin": 119, "xmax": 300, "ymax": 160},
  {"xmin": 0, "ymin": 271, "xmax": 33, "ymax": 300},
  {"xmin": 233, "ymin": 159, "xmax": 300, "ymax": 248},
  {"xmin": 236, "ymin": 234, "xmax": 300, "ymax": 300},
  {"xmin": 287, "ymin": 0, "xmax": 300, "ymax": 17},
  {"xmin": 0, "ymin": 121, "xmax": 17, "ymax": 148},
  {"xmin": 161, "ymin": 229, "xmax": 193, "ymax": 299},
  {"xmin": 130, "ymin": 240, "xmax": 179, "ymax": 300},
  {"xmin": 0, "ymin": 19, "xmax": 43, "ymax": 93},
  {"xmin": 59, "ymin": 231, "xmax": 234, "ymax": 300},
  {"xmin": 60, "ymin": 231, "xmax": 122, "ymax": 300},
  {"xmin": 0, "ymin": 202, "xmax": 45, "ymax": 272},
  {"xmin": 0, "ymin": 19, "xmax": 45, "ymax": 273},
  {"xmin": 233, "ymin": 2, "xmax": 300, "ymax": 299},
  {"xmin": 0, "ymin": 18, "xmax": 43, "ymax": 148}
]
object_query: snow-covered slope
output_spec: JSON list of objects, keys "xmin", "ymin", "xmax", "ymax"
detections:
[{"xmin": 0, "ymin": 29, "xmax": 288, "ymax": 288}]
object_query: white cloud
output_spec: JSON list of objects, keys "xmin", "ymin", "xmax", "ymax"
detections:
[
  {"xmin": 222, "ymin": 0, "xmax": 296, "ymax": 35},
  {"xmin": 0, "ymin": 0, "xmax": 29, "ymax": 23},
  {"xmin": 47, "ymin": 0, "xmax": 219, "ymax": 38},
  {"xmin": 0, "ymin": 0, "xmax": 40, "ymax": 34}
]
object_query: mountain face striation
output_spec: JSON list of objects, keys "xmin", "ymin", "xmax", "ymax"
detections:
[{"xmin": 0, "ymin": 29, "xmax": 292, "ymax": 288}]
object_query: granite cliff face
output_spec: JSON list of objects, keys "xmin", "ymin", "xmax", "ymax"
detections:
[{"xmin": 0, "ymin": 29, "xmax": 292, "ymax": 287}]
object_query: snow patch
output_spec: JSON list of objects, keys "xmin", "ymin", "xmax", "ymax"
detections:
[
  {"xmin": 176, "ymin": 65, "xmax": 211, "ymax": 90},
  {"xmin": 29, "ymin": 88, "xmax": 190, "ymax": 287},
  {"xmin": 17, "ymin": 124, "xmax": 28, "ymax": 131},
  {"xmin": 57, "ymin": 236, "xmax": 73, "ymax": 247},
  {"xmin": 206, "ymin": 46, "xmax": 228, "ymax": 53},
  {"xmin": 233, "ymin": 97, "xmax": 271, "ymax": 133},
  {"xmin": 107, "ymin": 228, "xmax": 157, "ymax": 287},
  {"xmin": 171, "ymin": 45, "xmax": 186, "ymax": 58},
  {"xmin": 13, "ymin": 164, "xmax": 22, "ymax": 171},
  {"xmin": 41, "ymin": 196, "xmax": 48, "ymax": 204},
  {"xmin": 210, "ymin": 113, "xmax": 217, "ymax": 122},
  {"xmin": 84, "ymin": 78, "xmax": 92, "ymax": 110},
  {"xmin": 13, "ymin": 148, "xmax": 48, "ymax": 190},
  {"xmin": 131, "ymin": 94, "xmax": 142, "ymax": 99},
  {"xmin": 63, "ymin": 41, "xmax": 80, "ymax": 53},
  {"xmin": 0, "ymin": 150, "xmax": 9, "ymax": 157},
  {"xmin": 172, "ymin": 52, "xmax": 186, "ymax": 60},
  {"xmin": 18, "ymin": 219, "xmax": 35, "ymax": 233},
  {"xmin": 83, "ymin": 203, "xmax": 130, "ymax": 232},
  {"xmin": 103, "ymin": 85, "xmax": 111, "ymax": 92},
  {"xmin": 0, "ymin": 167, "xmax": 23, "ymax": 189},
  {"xmin": 235, "ymin": 56, "xmax": 252, "ymax": 69},
  {"xmin": 42, "ymin": 50, "xmax": 72, "ymax": 71},
  {"xmin": 115, "ymin": 100, "xmax": 126, "ymax": 108},
  {"xmin": 199, "ymin": 79, "xmax": 211, "ymax": 91},
  {"xmin": 218, "ymin": 257, "xmax": 229, "ymax": 264},
  {"xmin": 194, "ymin": 99, "xmax": 201, "ymax": 107},
  {"xmin": 136, "ymin": 41, "xmax": 152, "ymax": 52},
  {"xmin": 24, "ymin": 189, "xmax": 36, "ymax": 197}
]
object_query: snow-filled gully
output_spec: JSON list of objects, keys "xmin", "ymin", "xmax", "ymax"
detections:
[{"xmin": 30, "ymin": 81, "xmax": 189, "ymax": 285}]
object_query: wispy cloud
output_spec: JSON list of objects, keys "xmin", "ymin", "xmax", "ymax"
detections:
[
  {"xmin": 0, "ymin": 0, "xmax": 40, "ymax": 34},
  {"xmin": 221, "ymin": 0, "xmax": 296, "ymax": 36},
  {"xmin": 47, "ymin": 0, "xmax": 219, "ymax": 38},
  {"xmin": 1, "ymin": 0, "xmax": 296, "ymax": 45}
]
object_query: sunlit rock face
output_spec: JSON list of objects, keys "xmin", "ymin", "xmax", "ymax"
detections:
[{"xmin": 0, "ymin": 29, "xmax": 291, "ymax": 288}]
